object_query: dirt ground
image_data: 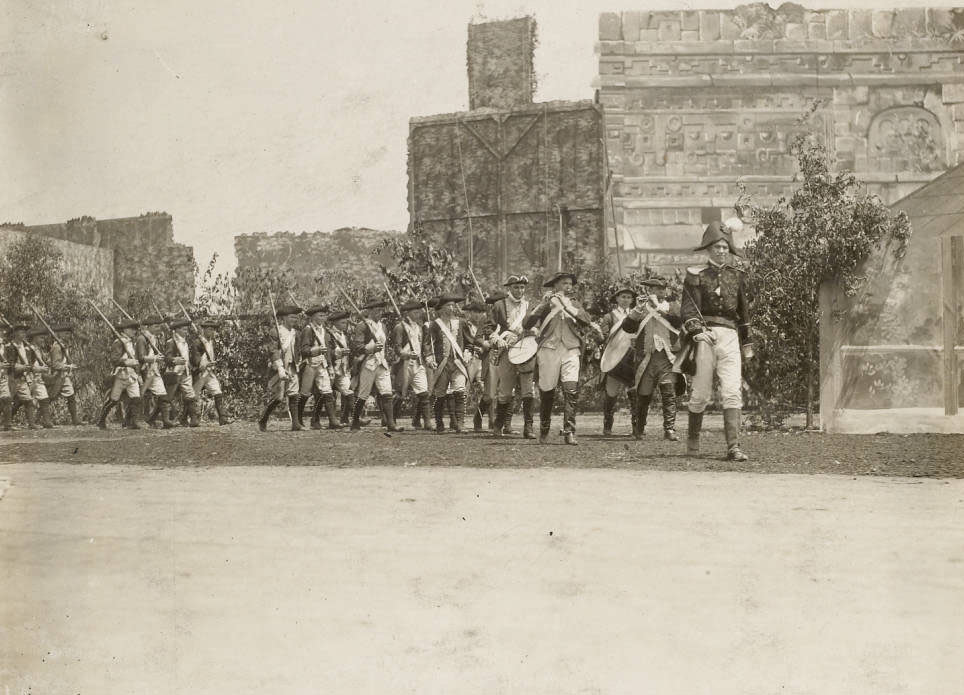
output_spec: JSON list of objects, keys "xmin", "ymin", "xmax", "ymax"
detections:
[
  {"xmin": 0, "ymin": 413, "xmax": 961, "ymax": 478},
  {"xmin": 1, "ymin": 462, "xmax": 962, "ymax": 694}
]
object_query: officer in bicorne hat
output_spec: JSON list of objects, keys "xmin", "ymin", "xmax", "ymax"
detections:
[
  {"xmin": 679, "ymin": 220, "xmax": 754, "ymax": 461},
  {"xmin": 523, "ymin": 272, "xmax": 602, "ymax": 445},
  {"xmin": 391, "ymin": 299, "xmax": 431, "ymax": 430}
]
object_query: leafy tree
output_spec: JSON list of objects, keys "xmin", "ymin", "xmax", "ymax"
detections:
[{"xmin": 740, "ymin": 130, "xmax": 912, "ymax": 429}]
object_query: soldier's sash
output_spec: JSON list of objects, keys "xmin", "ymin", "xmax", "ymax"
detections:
[{"xmin": 433, "ymin": 318, "xmax": 469, "ymax": 379}]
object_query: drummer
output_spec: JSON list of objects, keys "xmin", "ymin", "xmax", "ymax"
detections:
[
  {"xmin": 489, "ymin": 275, "xmax": 537, "ymax": 439},
  {"xmin": 620, "ymin": 277, "xmax": 683, "ymax": 441},
  {"xmin": 597, "ymin": 286, "xmax": 639, "ymax": 436}
]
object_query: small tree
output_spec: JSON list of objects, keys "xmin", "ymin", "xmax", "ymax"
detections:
[{"xmin": 741, "ymin": 130, "xmax": 911, "ymax": 428}]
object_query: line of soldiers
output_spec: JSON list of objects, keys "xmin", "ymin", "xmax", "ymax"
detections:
[{"xmin": 2, "ymin": 223, "xmax": 754, "ymax": 459}]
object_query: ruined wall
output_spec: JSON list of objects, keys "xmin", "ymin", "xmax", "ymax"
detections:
[
  {"xmin": 598, "ymin": 5, "xmax": 964, "ymax": 273},
  {"xmin": 0, "ymin": 227, "xmax": 114, "ymax": 298},
  {"xmin": 467, "ymin": 17, "xmax": 537, "ymax": 110},
  {"xmin": 408, "ymin": 100, "xmax": 606, "ymax": 287},
  {"xmin": 25, "ymin": 213, "xmax": 194, "ymax": 303},
  {"xmin": 234, "ymin": 227, "xmax": 397, "ymax": 290}
]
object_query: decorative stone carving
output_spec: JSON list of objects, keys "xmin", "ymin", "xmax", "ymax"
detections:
[{"xmin": 867, "ymin": 106, "xmax": 945, "ymax": 172}]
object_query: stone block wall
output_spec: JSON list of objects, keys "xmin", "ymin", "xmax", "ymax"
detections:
[
  {"xmin": 467, "ymin": 17, "xmax": 537, "ymax": 110},
  {"xmin": 234, "ymin": 227, "xmax": 398, "ymax": 291},
  {"xmin": 408, "ymin": 100, "xmax": 606, "ymax": 288},
  {"xmin": 24, "ymin": 213, "xmax": 194, "ymax": 305},
  {"xmin": 598, "ymin": 5, "xmax": 964, "ymax": 273},
  {"xmin": 0, "ymin": 227, "xmax": 114, "ymax": 298}
]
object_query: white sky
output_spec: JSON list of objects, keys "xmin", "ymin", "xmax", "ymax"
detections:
[{"xmin": 0, "ymin": 0, "xmax": 934, "ymax": 274}]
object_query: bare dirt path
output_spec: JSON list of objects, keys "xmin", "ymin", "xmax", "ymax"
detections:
[{"xmin": 2, "ymin": 462, "xmax": 962, "ymax": 694}]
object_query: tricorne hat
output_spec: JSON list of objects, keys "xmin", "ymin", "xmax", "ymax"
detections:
[
  {"xmin": 542, "ymin": 272, "xmax": 577, "ymax": 288},
  {"xmin": 639, "ymin": 276, "xmax": 668, "ymax": 288},
  {"xmin": 503, "ymin": 274, "xmax": 529, "ymax": 287},
  {"xmin": 26, "ymin": 327, "xmax": 46, "ymax": 339},
  {"xmin": 433, "ymin": 294, "xmax": 465, "ymax": 308},
  {"xmin": 328, "ymin": 310, "xmax": 350, "ymax": 321},
  {"xmin": 117, "ymin": 319, "xmax": 141, "ymax": 330},
  {"xmin": 398, "ymin": 300, "xmax": 423, "ymax": 313},
  {"xmin": 304, "ymin": 304, "xmax": 329, "ymax": 316},
  {"xmin": 169, "ymin": 318, "xmax": 192, "ymax": 329},
  {"xmin": 199, "ymin": 318, "xmax": 220, "ymax": 328},
  {"xmin": 694, "ymin": 221, "xmax": 742, "ymax": 256},
  {"xmin": 463, "ymin": 302, "xmax": 488, "ymax": 313},
  {"xmin": 276, "ymin": 305, "xmax": 303, "ymax": 317},
  {"xmin": 610, "ymin": 287, "xmax": 637, "ymax": 303},
  {"xmin": 485, "ymin": 292, "xmax": 507, "ymax": 305},
  {"xmin": 360, "ymin": 299, "xmax": 387, "ymax": 310}
]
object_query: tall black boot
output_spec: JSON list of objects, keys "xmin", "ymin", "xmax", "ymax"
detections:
[
  {"xmin": 310, "ymin": 393, "xmax": 323, "ymax": 430},
  {"xmin": 492, "ymin": 401, "xmax": 507, "ymax": 437},
  {"xmin": 473, "ymin": 397, "xmax": 488, "ymax": 433},
  {"xmin": 187, "ymin": 398, "xmax": 200, "ymax": 428},
  {"xmin": 447, "ymin": 394, "xmax": 456, "ymax": 431},
  {"xmin": 340, "ymin": 393, "xmax": 352, "ymax": 425},
  {"xmin": 602, "ymin": 394, "xmax": 616, "ymax": 435},
  {"xmin": 561, "ymin": 385, "xmax": 578, "ymax": 446},
  {"xmin": 419, "ymin": 394, "xmax": 432, "ymax": 430},
  {"xmin": 289, "ymin": 396, "xmax": 303, "ymax": 431},
  {"xmin": 0, "ymin": 397, "xmax": 12, "ymax": 431},
  {"xmin": 97, "ymin": 399, "xmax": 117, "ymax": 430},
  {"xmin": 158, "ymin": 398, "xmax": 175, "ymax": 429},
  {"xmin": 178, "ymin": 397, "xmax": 189, "ymax": 427},
  {"xmin": 381, "ymin": 394, "xmax": 404, "ymax": 432},
  {"xmin": 503, "ymin": 398, "xmax": 518, "ymax": 435},
  {"xmin": 393, "ymin": 395, "xmax": 403, "ymax": 427},
  {"xmin": 65, "ymin": 395, "xmax": 80, "ymax": 426},
  {"xmin": 350, "ymin": 396, "xmax": 367, "ymax": 431},
  {"xmin": 296, "ymin": 395, "xmax": 307, "ymax": 429},
  {"xmin": 452, "ymin": 391, "xmax": 465, "ymax": 433},
  {"xmin": 143, "ymin": 394, "xmax": 156, "ymax": 427},
  {"xmin": 37, "ymin": 399, "xmax": 54, "ymax": 429},
  {"xmin": 23, "ymin": 401, "xmax": 38, "ymax": 430},
  {"xmin": 522, "ymin": 396, "xmax": 536, "ymax": 439},
  {"xmin": 10, "ymin": 399, "xmax": 22, "ymax": 426},
  {"xmin": 258, "ymin": 399, "xmax": 279, "ymax": 432},
  {"xmin": 324, "ymin": 394, "xmax": 342, "ymax": 430},
  {"xmin": 687, "ymin": 410, "xmax": 703, "ymax": 456},
  {"xmin": 634, "ymin": 394, "xmax": 651, "ymax": 440},
  {"xmin": 214, "ymin": 394, "xmax": 231, "ymax": 425},
  {"xmin": 126, "ymin": 397, "xmax": 142, "ymax": 430},
  {"xmin": 724, "ymin": 408, "xmax": 748, "ymax": 461},
  {"xmin": 659, "ymin": 382, "xmax": 679, "ymax": 441},
  {"xmin": 538, "ymin": 390, "xmax": 554, "ymax": 444},
  {"xmin": 433, "ymin": 395, "xmax": 446, "ymax": 433}
]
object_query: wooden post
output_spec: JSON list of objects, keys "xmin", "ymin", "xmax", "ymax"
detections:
[
  {"xmin": 819, "ymin": 281, "xmax": 844, "ymax": 432},
  {"xmin": 941, "ymin": 236, "xmax": 962, "ymax": 416}
]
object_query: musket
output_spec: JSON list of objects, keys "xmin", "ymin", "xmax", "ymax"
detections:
[
  {"xmin": 87, "ymin": 299, "xmax": 138, "ymax": 363},
  {"xmin": 149, "ymin": 298, "xmax": 174, "ymax": 332},
  {"xmin": 467, "ymin": 267, "xmax": 486, "ymax": 303},
  {"xmin": 383, "ymin": 282, "xmax": 402, "ymax": 318},
  {"xmin": 110, "ymin": 297, "xmax": 134, "ymax": 320},
  {"xmin": 177, "ymin": 300, "xmax": 201, "ymax": 335},
  {"xmin": 0, "ymin": 313, "xmax": 11, "ymax": 329},
  {"xmin": 286, "ymin": 289, "xmax": 305, "ymax": 313},
  {"xmin": 25, "ymin": 302, "xmax": 65, "ymax": 350}
]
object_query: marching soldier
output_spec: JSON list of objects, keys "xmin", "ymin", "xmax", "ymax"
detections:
[
  {"xmin": 164, "ymin": 318, "xmax": 201, "ymax": 428},
  {"xmin": 423, "ymin": 294, "xmax": 480, "ymax": 434},
  {"xmin": 193, "ymin": 318, "xmax": 231, "ymax": 425},
  {"xmin": 349, "ymin": 299, "xmax": 402, "ymax": 432},
  {"xmin": 597, "ymin": 288, "xmax": 639, "ymax": 436},
  {"xmin": 680, "ymin": 221, "xmax": 754, "ymax": 461},
  {"xmin": 326, "ymin": 310, "xmax": 359, "ymax": 427},
  {"xmin": 97, "ymin": 318, "xmax": 144, "ymax": 430},
  {"xmin": 25, "ymin": 328, "xmax": 55, "ymax": 428},
  {"xmin": 258, "ymin": 305, "xmax": 302, "ymax": 431},
  {"xmin": 391, "ymin": 300, "xmax": 431, "ymax": 430},
  {"xmin": 490, "ymin": 275, "xmax": 537, "ymax": 439},
  {"xmin": 0, "ymin": 324, "xmax": 11, "ymax": 430},
  {"xmin": 523, "ymin": 272, "xmax": 601, "ymax": 445},
  {"xmin": 298, "ymin": 305, "xmax": 341, "ymax": 430},
  {"xmin": 45, "ymin": 324, "xmax": 81, "ymax": 426},
  {"xmin": 5, "ymin": 321, "xmax": 42, "ymax": 429},
  {"xmin": 139, "ymin": 316, "xmax": 175, "ymax": 429},
  {"xmin": 620, "ymin": 278, "xmax": 683, "ymax": 441}
]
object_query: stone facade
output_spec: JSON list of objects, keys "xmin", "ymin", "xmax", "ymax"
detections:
[
  {"xmin": 0, "ymin": 227, "xmax": 114, "ymax": 299},
  {"xmin": 410, "ymin": 18, "xmax": 607, "ymax": 288},
  {"xmin": 23, "ymin": 213, "xmax": 195, "ymax": 305},
  {"xmin": 598, "ymin": 5, "xmax": 964, "ymax": 272},
  {"xmin": 234, "ymin": 227, "xmax": 398, "ymax": 290}
]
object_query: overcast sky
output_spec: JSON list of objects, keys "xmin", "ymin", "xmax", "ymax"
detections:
[{"xmin": 1, "ymin": 0, "xmax": 929, "ymax": 274}]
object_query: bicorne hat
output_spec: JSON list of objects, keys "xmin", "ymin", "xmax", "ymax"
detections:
[{"xmin": 694, "ymin": 221, "xmax": 741, "ymax": 256}]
